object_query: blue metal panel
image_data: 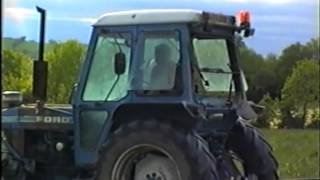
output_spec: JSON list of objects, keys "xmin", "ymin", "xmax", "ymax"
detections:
[
  {"xmin": 72, "ymin": 26, "xmax": 138, "ymax": 166},
  {"xmin": 2, "ymin": 106, "xmax": 73, "ymax": 130}
]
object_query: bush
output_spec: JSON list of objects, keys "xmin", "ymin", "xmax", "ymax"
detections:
[
  {"xmin": 281, "ymin": 60, "xmax": 320, "ymax": 128},
  {"xmin": 257, "ymin": 94, "xmax": 282, "ymax": 129}
]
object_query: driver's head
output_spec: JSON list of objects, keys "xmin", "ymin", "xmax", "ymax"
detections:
[{"xmin": 155, "ymin": 44, "xmax": 171, "ymax": 64}]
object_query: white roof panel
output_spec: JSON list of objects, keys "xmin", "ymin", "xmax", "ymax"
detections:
[{"xmin": 94, "ymin": 9, "xmax": 203, "ymax": 26}]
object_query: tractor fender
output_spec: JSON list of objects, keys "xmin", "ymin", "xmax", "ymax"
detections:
[{"xmin": 110, "ymin": 103, "xmax": 201, "ymax": 132}]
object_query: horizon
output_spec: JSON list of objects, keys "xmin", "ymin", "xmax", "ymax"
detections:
[{"xmin": 3, "ymin": 0, "xmax": 319, "ymax": 56}]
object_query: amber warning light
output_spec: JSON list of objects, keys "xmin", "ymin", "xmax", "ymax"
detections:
[
  {"xmin": 237, "ymin": 10, "xmax": 251, "ymax": 26},
  {"xmin": 236, "ymin": 10, "xmax": 254, "ymax": 37}
]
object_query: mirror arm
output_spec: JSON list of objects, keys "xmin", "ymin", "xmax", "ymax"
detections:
[{"xmin": 104, "ymin": 75, "xmax": 121, "ymax": 101}]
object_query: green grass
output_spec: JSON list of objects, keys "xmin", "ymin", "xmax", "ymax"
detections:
[{"xmin": 261, "ymin": 129, "xmax": 320, "ymax": 178}]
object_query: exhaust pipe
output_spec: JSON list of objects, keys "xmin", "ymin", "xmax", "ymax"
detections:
[{"xmin": 33, "ymin": 6, "xmax": 48, "ymax": 102}]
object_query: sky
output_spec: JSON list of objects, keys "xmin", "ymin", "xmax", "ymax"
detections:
[{"xmin": 2, "ymin": 0, "xmax": 319, "ymax": 55}]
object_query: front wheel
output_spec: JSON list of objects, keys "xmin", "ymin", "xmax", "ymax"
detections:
[{"xmin": 96, "ymin": 120, "xmax": 219, "ymax": 180}]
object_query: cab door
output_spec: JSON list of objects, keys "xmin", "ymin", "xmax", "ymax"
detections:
[{"xmin": 72, "ymin": 26, "xmax": 136, "ymax": 166}]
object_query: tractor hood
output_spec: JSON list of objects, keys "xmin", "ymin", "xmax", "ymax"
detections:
[{"xmin": 2, "ymin": 104, "xmax": 73, "ymax": 130}]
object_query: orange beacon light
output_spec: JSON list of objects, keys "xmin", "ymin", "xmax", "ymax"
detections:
[{"xmin": 237, "ymin": 10, "xmax": 251, "ymax": 26}]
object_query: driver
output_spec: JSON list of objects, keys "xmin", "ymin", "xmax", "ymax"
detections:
[{"xmin": 149, "ymin": 43, "xmax": 177, "ymax": 90}]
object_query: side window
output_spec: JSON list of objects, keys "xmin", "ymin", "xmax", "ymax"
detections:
[
  {"xmin": 135, "ymin": 31, "xmax": 181, "ymax": 91},
  {"xmin": 82, "ymin": 32, "xmax": 131, "ymax": 101},
  {"xmin": 192, "ymin": 39, "xmax": 234, "ymax": 93}
]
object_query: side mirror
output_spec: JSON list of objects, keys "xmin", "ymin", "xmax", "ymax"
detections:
[{"xmin": 114, "ymin": 52, "xmax": 126, "ymax": 75}]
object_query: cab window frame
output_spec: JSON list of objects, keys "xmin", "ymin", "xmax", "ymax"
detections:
[
  {"xmin": 133, "ymin": 29, "xmax": 184, "ymax": 96},
  {"xmin": 190, "ymin": 34, "xmax": 243, "ymax": 97}
]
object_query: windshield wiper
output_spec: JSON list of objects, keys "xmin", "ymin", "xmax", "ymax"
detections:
[
  {"xmin": 193, "ymin": 64, "xmax": 210, "ymax": 86},
  {"xmin": 200, "ymin": 67, "xmax": 232, "ymax": 74},
  {"xmin": 200, "ymin": 67, "xmax": 241, "ymax": 74},
  {"xmin": 199, "ymin": 67, "xmax": 236, "ymax": 105},
  {"xmin": 227, "ymin": 75, "xmax": 233, "ymax": 106}
]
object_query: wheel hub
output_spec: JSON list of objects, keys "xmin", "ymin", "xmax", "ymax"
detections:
[{"xmin": 134, "ymin": 154, "xmax": 179, "ymax": 180}]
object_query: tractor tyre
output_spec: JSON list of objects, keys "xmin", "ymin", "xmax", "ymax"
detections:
[
  {"xmin": 227, "ymin": 120, "xmax": 279, "ymax": 180},
  {"xmin": 96, "ymin": 120, "xmax": 219, "ymax": 180},
  {"xmin": 1, "ymin": 146, "xmax": 26, "ymax": 180}
]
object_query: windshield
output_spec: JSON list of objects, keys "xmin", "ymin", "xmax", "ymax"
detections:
[
  {"xmin": 82, "ymin": 32, "xmax": 132, "ymax": 101},
  {"xmin": 192, "ymin": 38, "xmax": 235, "ymax": 97}
]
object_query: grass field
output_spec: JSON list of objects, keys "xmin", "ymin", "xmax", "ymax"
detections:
[{"xmin": 260, "ymin": 129, "xmax": 320, "ymax": 178}]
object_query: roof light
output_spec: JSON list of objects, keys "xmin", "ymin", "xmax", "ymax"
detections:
[
  {"xmin": 237, "ymin": 10, "xmax": 251, "ymax": 26},
  {"xmin": 236, "ymin": 10, "xmax": 255, "ymax": 37}
]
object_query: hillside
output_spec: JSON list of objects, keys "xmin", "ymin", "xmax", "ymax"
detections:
[
  {"xmin": 2, "ymin": 37, "xmax": 40, "ymax": 59},
  {"xmin": 2, "ymin": 37, "xmax": 77, "ymax": 59}
]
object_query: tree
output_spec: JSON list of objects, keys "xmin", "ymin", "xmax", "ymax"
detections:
[
  {"xmin": 45, "ymin": 40, "xmax": 86, "ymax": 103},
  {"xmin": 239, "ymin": 38, "xmax": 319, "ymax": 104},
  {"xmin": 1, "ymin": 50, "xmax": 33, "ymax": 96},
  {"xmin": 281, "ymin": 60, "xmax": 320, "ymax": 128},
  {"xmin": 303, "ymin": 38, "xmax": 320, "ymax": 62},
  {"xmin": 276, "ymin": 38, "xmax": 319, "ymax": 97},
  {"xmin": 239, "ymin": 47, "xmax": 279, "ymax": 102}
]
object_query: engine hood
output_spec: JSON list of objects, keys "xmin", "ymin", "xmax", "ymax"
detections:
[{"xmin": 2, "ymin": 104, "xmax": 73, "ymax": 130}]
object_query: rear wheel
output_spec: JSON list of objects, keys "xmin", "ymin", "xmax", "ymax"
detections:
[
  {"xmin": 227, "ymin": 120, "xmax": 279, "ymax": 180},
  {"xmin": 96, "ymin": 120, "xmax": 219, "ymax": 180}
]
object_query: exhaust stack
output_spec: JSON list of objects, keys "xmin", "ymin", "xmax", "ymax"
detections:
[{"xmin": 33, "ymin": 6, "xmax": 48, "ymax": 102}]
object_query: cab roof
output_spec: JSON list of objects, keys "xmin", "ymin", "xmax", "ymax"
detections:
[{"xmin": 94, "ymin": 9, "xmax": 235, "ymax": 26}]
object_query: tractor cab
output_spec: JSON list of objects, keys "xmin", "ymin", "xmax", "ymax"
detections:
[
  {"xmin": 72, "ymin": 9, "xmax": 257, "ymax": 166},
  {"xmin": 3, "ymin": 8, "xmax": 279, "ymax": 180},
  {"xmin": 78, "ymin": 9, "xmax": 252, "ymax": 101}
]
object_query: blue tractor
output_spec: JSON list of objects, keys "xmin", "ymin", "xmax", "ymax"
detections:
[{"xmin": 2, "ymin": 7, "xmax": 278, "ymax": 180}]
